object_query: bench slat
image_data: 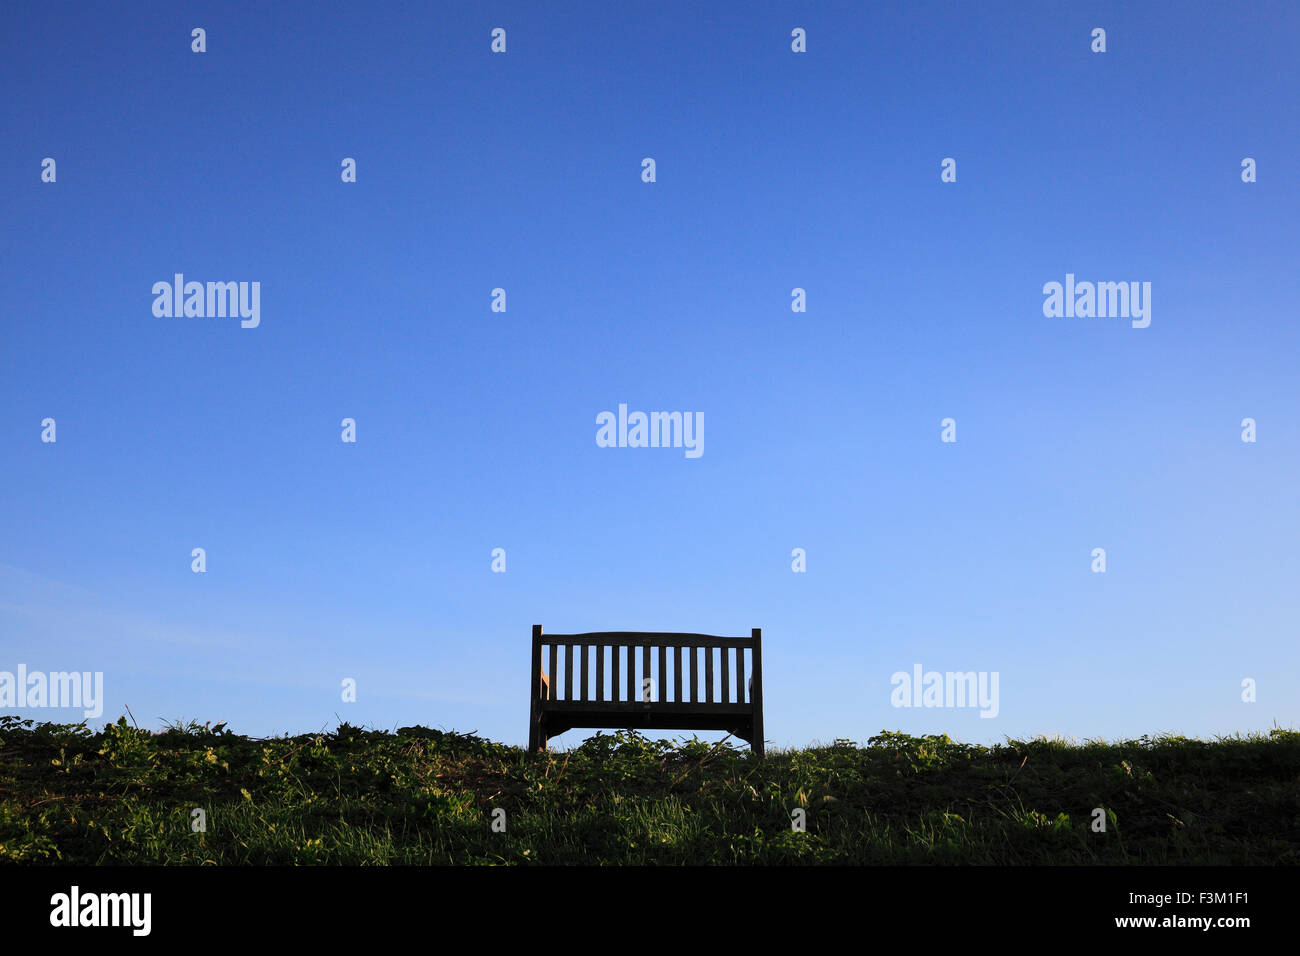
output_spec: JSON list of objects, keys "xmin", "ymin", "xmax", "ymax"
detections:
[
  {"xmin": 642, "ymin": 645, "xmax": 651, "ymax": 702},
  {"xmin": 705, "ymin": 647, "xmax": 714, "ymax": 703},
  {"xmin": 549, "ymin": 643, "xmax": 557, "ymax": 702},
  {"xmin": 611, "ymin": 644, "xmax": 619, "ymax": 702},
  {"xmin": 596, "ymin": 644, "xmax": 604, "ymax": 701},
  {"xmin": 673, "ymin": 646, "xmax": 682, "ymax": 702},
  {"xmin": 579, "ymin": 644, "xmax": 588, "ymax": 700},
  {"xmin": 736, "ymin": 647, "xmax": 745, "ymax": 704},
  {"xmin": 658, "ymin": 645, "xmax": 667, "ymax": 702},
  {"xmin": 721, "ymin": 648, "xmax": 730, "ymax": 704},
  {"xmin": 690, "ymin": 646, "xmax": 698, "ymax": 702},
  {"xmin": 564, "ymin": 644, "xmax": 573, "ymax": 701}
]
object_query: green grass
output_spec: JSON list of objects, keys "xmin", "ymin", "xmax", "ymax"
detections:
[{"xmin": 2, "ymin": 716, "xmax": 1297, "ymax": 864}]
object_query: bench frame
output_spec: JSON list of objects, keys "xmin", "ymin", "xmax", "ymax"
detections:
[{"xmin": 528, "ymin": 625, "xmax": 765, "ymax": 756}]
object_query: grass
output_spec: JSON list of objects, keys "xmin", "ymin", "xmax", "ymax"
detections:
[{"xmin": 1, "ymin": 715, "xmax": 1297, "ymax": 864}]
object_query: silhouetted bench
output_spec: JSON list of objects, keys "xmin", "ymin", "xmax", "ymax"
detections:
[{"xmin": 528, "ymin": 625, "xmax": 764, "ymax": 756}]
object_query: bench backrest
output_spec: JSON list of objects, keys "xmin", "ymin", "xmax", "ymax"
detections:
[{"xmin": 531, "ymin": 626, "xmax": 763, "ymax": 709}]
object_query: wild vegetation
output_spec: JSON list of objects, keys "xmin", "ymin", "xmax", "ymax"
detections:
[{"xmin": 2, "ymin": 716, "xmax": 1296, "ymax": 864}]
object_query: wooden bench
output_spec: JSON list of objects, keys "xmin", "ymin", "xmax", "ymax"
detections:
[{"xmin": 528, "ymin": 625, "xmax": 764, "ymax": 756}]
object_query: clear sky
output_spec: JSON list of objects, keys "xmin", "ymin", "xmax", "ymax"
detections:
[{"xmin": 3, "ymin": 1, "xmax": 1297, "ymax": 748}]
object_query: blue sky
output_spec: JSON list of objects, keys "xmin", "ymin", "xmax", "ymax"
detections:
[{"xmin": 2, "ymin": 1, "xmax": 1297, "ymax": 748}]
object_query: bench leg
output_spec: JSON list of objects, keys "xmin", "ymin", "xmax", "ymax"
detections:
[
  {"xmin": 530, "ymin": 715, "xmax": 549, "ymax": 753},
  {"xmin": 736, "ymin": 721, "xmax": 764, "ymax": 757}
]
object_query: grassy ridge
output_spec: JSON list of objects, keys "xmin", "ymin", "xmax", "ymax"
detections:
[{"xmin": 2, "ymin": 716, "xmax": 1297, "ymax": 864}]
